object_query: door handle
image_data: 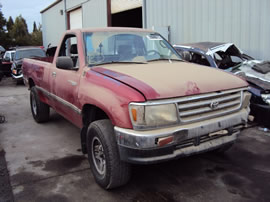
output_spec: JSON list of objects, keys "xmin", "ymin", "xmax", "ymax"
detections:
[{"xmin": 52, "ymin": 72, "xmax": 56, "ymax": 77}]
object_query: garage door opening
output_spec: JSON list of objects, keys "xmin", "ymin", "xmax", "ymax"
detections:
[
  {"xmin": 108, "ymin": 0, "xmax": 142, "ymax": 28},
  {"xmin": 68, "ymin": 7, "xmax": 82, "ymax": 30}
]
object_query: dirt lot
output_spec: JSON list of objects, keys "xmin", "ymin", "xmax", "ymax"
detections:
[{"xmin": 0, "ymin": 77, "xmax": 270, "ymax": 202}]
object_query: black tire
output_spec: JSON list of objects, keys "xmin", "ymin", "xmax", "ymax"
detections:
[
  {"xmin": 86, "ymin": 119, "xmax": 131, "ymax": 189},
  {"xmin": 30, "ymin": 86, "xmax": 50, "ymax": 123},
  {"xmin": 214, "ymin": 142, "xmax": 234, "ymax": 154},
  {"xmin": 16, "ymin": 79, "xmax": 23, "ymax": 85},
  {"xmin": 0, "ymin": 73, "xmax": 3, "ymax": 82}
]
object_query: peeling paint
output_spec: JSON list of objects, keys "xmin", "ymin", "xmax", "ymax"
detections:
[{"xmin": 185, "ymin": 81, "xmax": 200, "ymax": 95}]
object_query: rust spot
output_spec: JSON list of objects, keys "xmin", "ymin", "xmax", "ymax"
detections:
[{"xmin": 185, "ymin": 81, "xmax": 200, "ymax": 95}]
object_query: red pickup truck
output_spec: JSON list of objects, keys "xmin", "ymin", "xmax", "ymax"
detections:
[{"xmin": 22, "ymin": 27, "xmax": 251, "ymax": 189}]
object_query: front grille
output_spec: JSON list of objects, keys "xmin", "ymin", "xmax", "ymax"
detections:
[{"xmin": 177, "ymin": 89, "xmax": 243, "ymax": 123}]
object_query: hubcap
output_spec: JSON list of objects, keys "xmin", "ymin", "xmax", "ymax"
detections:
[
  {"xmin": 91, "ymin": 137, "xmax": 106, "ymax": 176},
  {"xmin": 31, "ymin": 94, "xmax": 37, "ymax": 115}
]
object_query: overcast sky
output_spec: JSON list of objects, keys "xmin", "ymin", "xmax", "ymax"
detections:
[{"xmin": 0, "ymin": 0, "xmax": 55, "ymax": 33}]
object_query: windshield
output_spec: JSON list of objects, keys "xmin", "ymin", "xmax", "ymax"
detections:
[
  {"xmin": 15, "ymin": 49, "xmax": 46, "ymax": 60},
  {"xmin": 3, "ymin": 51, "xmax": 14, "ymax": 61},
  {"xmin": 213, "ymin": 45, "xmax": 244, "ymax": 70},
  {"xmin": 11, "ymin": 52, "xmax": 15, "ymax": 60},
  {"xmin": 84, "ymin": 32, "xmax": 182, "ymax": 66}
]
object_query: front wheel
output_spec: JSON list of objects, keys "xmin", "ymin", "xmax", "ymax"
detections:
[
  {"xmin": 86, "ymin": 119, "xmax": 131, "ymax": 189},
  {"xmin": 30, "ymin": 86, "xmax": 50, "ymax": 123}
]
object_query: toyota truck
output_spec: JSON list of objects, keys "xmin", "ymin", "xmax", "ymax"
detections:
[{"xmin": 22, "ymin": 27, "xmax": 251, "ymax": 189}]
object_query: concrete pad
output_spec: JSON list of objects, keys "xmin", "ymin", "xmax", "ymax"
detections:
[{"xmin": 1, "ymin": 77, "xmax": 270, "ymax": 202}]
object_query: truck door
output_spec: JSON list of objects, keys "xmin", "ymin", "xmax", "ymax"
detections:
[{"xmin": 50, "ymin": 34, "xmax": 82, "ymax": 124}]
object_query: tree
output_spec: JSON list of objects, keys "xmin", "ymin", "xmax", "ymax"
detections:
[
  {"xmin": 10, "ymin": 15, "xmax": 31, "ymax": 46},
  {"xmin": 31, "ymin": 23, "xmax": 42, "ymax": 46},
  {"xmin": 6, "ymin": 16, "xmax": 14, "ymax": 32},
  {"xmin": 0, "ymin": 4, "xmax": 43, "ymax": 47},
  {"xmin": 0, "ymin": 6, "xmax": 6, "ymax": 32},
  {"xmin": 0, "ymin": 3, "xmax": 8, "ymax": 48},
  {"xmin": 33, "ymin": 21, "xmax": 37, "ymax": 33}
]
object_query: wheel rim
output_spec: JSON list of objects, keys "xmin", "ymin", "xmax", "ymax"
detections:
[
  {"xmin": 91, "ymin": 137, "xmax": 106, "ymax": 176},
  {"xmin": 31, "ymin": 93, "xmax": 37, "ymax": 116}
]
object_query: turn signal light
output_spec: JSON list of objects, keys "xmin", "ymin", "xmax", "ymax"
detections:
[
  {"xmin": 131, "ymin": 108, "xmax": 137, "ymax": 122},
  {"xmin": 157, "ymin": 136, "xmax": 173, "ymax": 147}
]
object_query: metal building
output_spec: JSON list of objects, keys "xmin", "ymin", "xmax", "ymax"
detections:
[{"xmin": 41, "ymin": 0, "xmax": 270, "ymax": 60}]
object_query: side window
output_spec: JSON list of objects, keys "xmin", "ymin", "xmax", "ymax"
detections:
[
  {"xmin": 4, "ymin": 52, "xmax": 11, "ymax": 61},
  {"xmin": 58, "ymin": 35, "xmax": 79, "ymax": 67},
  {"xmin": 190, "ymin": 52, "xmax": 211, "ymax": 66},
  {"xmin": 11, "ymin": 52, "xmax": 15, "ymax": 61},
  {"xmin": 177, "ymin": 50, "xmax": 192, "ymax": 62}
]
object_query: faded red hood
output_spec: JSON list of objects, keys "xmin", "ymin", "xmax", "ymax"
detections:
[{"xmin": 93, "ymin": 61, "xmax": 248, "ymax": 100}]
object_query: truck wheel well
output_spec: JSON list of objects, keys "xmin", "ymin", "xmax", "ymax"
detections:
[
  {"xmin": 80, "ymin": 104, "xmax": 109, "ymax": 154},
  {"xmin": 29, "ymin": 78, "xmax": 35, "ymax": 89},
  {"xmin": 82, "ymin": 104, "xmax": 109, "ymax": 126}
]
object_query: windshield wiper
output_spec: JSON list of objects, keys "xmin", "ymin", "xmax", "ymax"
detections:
[
  {"xmin": 89, "ymin": 61, "xmax": 147, "ymax": 67},
  {"xmin": 147, "ymin": 58, "xmax": 183, "ymax": 62}
]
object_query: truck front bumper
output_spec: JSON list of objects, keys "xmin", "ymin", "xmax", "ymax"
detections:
[{"xmin": 114, "ymin": 108, "xmax": 249, "ymax": 164}]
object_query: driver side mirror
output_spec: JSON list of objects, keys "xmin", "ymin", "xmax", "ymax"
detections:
[{"xmin": 56, "ymin": 56, "xmax": 78, "ymax": 70}]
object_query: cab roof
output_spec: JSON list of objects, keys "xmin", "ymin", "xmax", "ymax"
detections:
[{"xmin": 66, "ymin": 27, "xmax": 154, "ymax": 34}]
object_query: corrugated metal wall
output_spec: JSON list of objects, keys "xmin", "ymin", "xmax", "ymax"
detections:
[
  {"xmin": 66, "ymin": 0, "xmax": 86, "ymax": 9},
  {"xmin": 66, "ymin": 0, "xmax": 108, "ymax": 28},
  {"xmin": 42, "ymin": 0, "xmax": 107, "ymax": 47},
  {"xmin": 82, "ymin": 0, "xmax": 107, "ymax": 28},
  {"xmin": 145, "ymin": 0, "xmax": 270, "ymax": 60},
  {"xmin": 42, "ymin": 1, "xmax": 65, "ymax": 48}
]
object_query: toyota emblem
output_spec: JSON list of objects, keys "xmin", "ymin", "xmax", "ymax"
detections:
[{"xmin": 210, "ymin": 101, "xmax": 219, "ymax": 109}]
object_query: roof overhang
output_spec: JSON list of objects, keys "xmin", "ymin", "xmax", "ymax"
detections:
[
  {"xmin": 40, "ymin": 0, "xmax": 143, "ymax": 15},
  {"xmin": 40, "ymin": 0, "xmax": 62, "ymax": 14}
]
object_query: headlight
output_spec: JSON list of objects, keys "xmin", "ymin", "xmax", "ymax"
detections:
[
  {"xmin": 129, "ymin": 103, "xmax": 179, "ymax": 130},
  {"xmin": 11, "ymin": 63, "xmax": 16, "ymax": 69},
  {"xmin": 12, "ymin": 69, "xmax": 17, "ymax": 75},
  {"xmin": 261, "ymin": 94, "xmax": 270, "ymax": 105},
  {"xmin": 242, "ymin": 91, "xmax": 251, "ymax": 108}
]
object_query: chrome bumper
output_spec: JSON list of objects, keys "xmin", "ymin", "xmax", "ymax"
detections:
[
  {"xmin": 11, "ymin": 74, "xmax": 23, "ymax": 80},
  {"xmin": 114, "ymin": 108, "xmax": 249, "ymax": 164}
]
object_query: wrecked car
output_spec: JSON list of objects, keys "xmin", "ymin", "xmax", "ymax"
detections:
[
  {"xmin": 1, "ymin": 50, "xmax": 15, "ymax": 77},
  {"xmin": 11, "ymin": 47, "xmax": 46, "ymax": 84},
  {"xmin": 174, "ymin": 42, "xmax": 270, "ymax": 127},
  {"xmin": 23, "ymin": 28, "xmax": 250, "ymax": 189}
]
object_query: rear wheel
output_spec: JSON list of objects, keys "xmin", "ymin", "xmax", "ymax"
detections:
[
  {"xmin": 86, "ymin": 119, "xmax": 131, "ymax": 189},
  {"xmin": 30, "ymin": 86, "xmax": 50, "ymax": 123}
]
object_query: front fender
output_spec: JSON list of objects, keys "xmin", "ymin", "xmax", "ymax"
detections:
[{"xmin": 78, "ymin": 69, "xmax": 145, "ymax": 129}]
